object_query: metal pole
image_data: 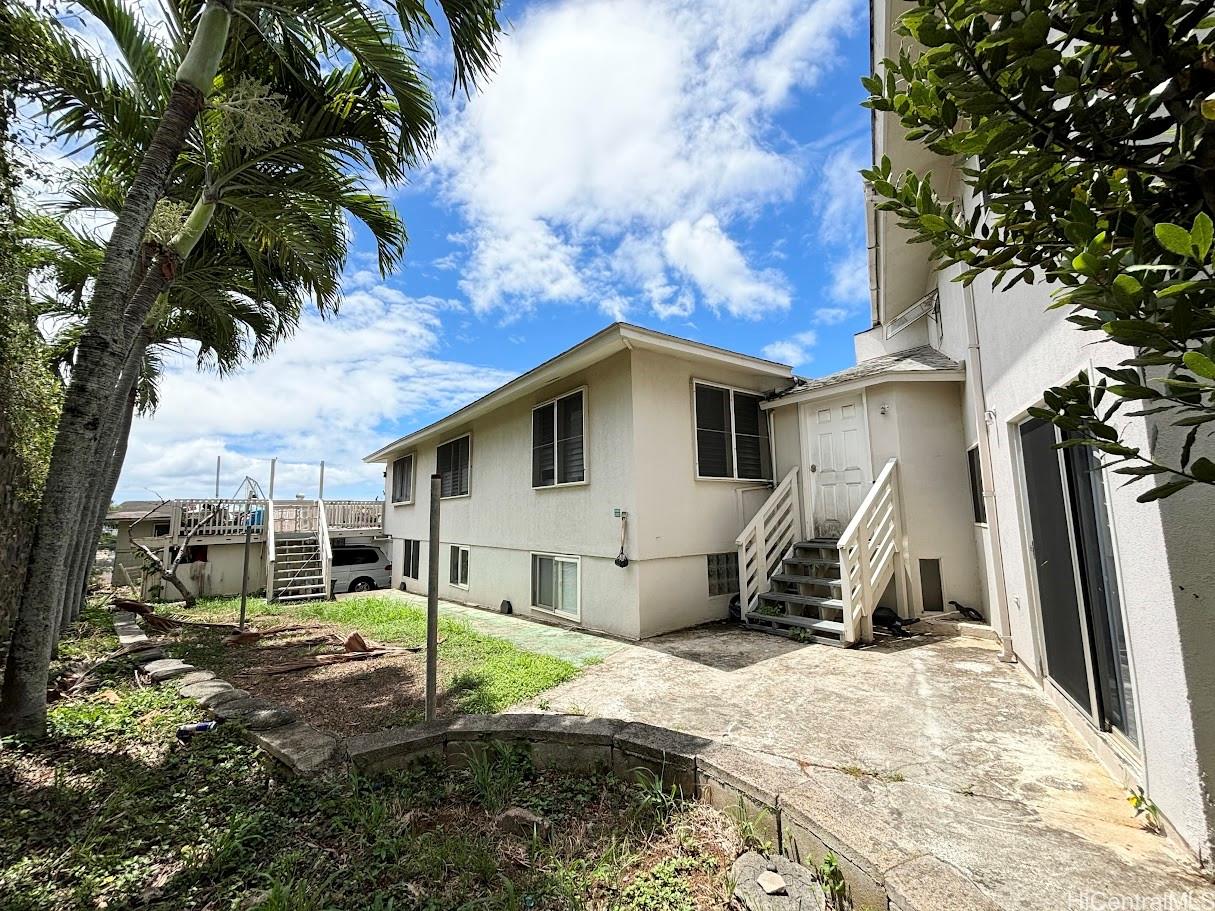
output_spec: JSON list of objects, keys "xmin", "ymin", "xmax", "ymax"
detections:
[
  {"xmin": 215, "ymin": 455, "xmax": 221, "ymax": 497},
  {"xmin": 318, "ymin": 460, "xmax": 325, "ymax": 500},
  {"xmin": 268, "ymin": 458, "xmax": 277, "ymax": 499},
  {"xmin": 425, "ymin": 474, "xmax": 440, "ymax": 722},
  {"xmin": 238, "ymin": 488, "xmax": 253, "ymax": 630}
]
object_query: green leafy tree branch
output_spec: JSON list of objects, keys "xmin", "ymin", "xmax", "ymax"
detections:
[{"xmin": 862, "ymin": 0, "xmax": 1215, "ymax": 500}]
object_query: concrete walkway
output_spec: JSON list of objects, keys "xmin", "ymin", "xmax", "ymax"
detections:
[
  {"xmin": 504, "ymin": 623, "xmax": 1211, "ymax": 910},
  {"xmin": 367, "ymin": 589, "xmax": 626, "ymax": 666}
]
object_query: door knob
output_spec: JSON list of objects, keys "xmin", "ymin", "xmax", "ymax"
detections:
[{"xmin": 810, "ymin": 464, "xmax": 817, "ymax": 473}]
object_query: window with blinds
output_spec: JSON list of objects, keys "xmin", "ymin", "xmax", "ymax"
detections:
[
  {"xmin": 436, "ymin": 435, "xmax": 471, "ymax": 498},
  {"xmin": 531, "ymin": 553, "xmax": 579, "ymax": 618},
  {"xmin": 532, "ymin": 389, "xmax": 585, "ymax": 487},
  {"xmin": 693, "ymin": 382, "xmax": 772, "ymax": 481},
  {"xmin": 448, "ymin": 544, "xmax": 469, "ymax": 588},
  {"xmin": 391, "ymin": 453, "xmax": 414, "ymax": 503}
]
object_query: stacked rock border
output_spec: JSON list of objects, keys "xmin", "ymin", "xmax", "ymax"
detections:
[{"xmin": 112, "ymin": 610, "xmax": 997, "ymax": 911}]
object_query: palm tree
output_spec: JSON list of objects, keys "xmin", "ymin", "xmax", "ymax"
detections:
[{"xmin": 2, "ymin": 0, "xmax": 500, "ymax": 733}]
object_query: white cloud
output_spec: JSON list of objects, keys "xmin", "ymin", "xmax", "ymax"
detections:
[
  {"xmin": 829, "ymin": 247, "xmax": 869, "ymax": 304},
  {"xmin": 115, "ymin": 285, "xmax": 515, "ymax": 501},
  {"xmin": 815, "ymin": 140, "xmax": 867, "ymax": 243},
  {"xmin": 663, "ymin": 215, "xmax": 790, "ymax": 318},
  {"xmin": 762, "ymin": 330, "xmax": 817, "ymax": 367},
  {"xmin": 430, "ymin": 0, "xmax": 862, "ymax": 320},
  {"xmin": 813, "ymin": 306, "xmax": 852, "ymax": 325}
]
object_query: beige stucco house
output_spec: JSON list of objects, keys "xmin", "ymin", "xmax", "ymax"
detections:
[{"xmin": 865, "ymin": 0, "xmax": 1215, "ymax": 866}]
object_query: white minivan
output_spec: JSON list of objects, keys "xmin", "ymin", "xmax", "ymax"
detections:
[{"xmin": 330, "ymin": 543, "xmax": 392, "ymax": 594}]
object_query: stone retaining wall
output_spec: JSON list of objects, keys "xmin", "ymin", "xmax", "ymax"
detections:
[
  {"xmin": 113, "ymin": 610, "xmax": 995, "ymax": 911},
  {"xmin": 345, "ymin": 715, "xmax": 999, "ymax": 911}
]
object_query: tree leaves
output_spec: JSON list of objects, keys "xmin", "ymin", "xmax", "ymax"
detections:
[{"xmin": 864, "ymin": 0, "xmax": 1215, "ymax": 500}]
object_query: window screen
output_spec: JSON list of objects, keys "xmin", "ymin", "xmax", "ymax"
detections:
[
  {"xmin": 533, "ymin": 390, "xmax": 585, "ymax": 487},
  {"xmin": 391, "ymin": 453, "xmax": 414, "ymax": 503},
  {"xmin": 966, "ymin": 446, "xmax": 986, "ymax": 523},
  {"xmin": 532, "ymin": 554, "xmax": 579, "ymax": 617},
  {"xmin": 402, "ymin": 540, "xmax": 421, "ymax": 580},
  {"xmin": 437, "ymin": 436, "xmax": 470, "ymax": 498},
  {"xmin": 449, "ymin": 544, "xmax": 469, "ymax": 587},
  {"xmin": 694, "ymin": 383, "xmax": 772, "ymax": 480},
  {"xmin": 694, "ymin": 384, "xmax": 733, "ymax": 478}
]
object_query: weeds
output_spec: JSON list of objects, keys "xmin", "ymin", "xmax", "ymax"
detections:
[{"xmin": 467, "ymin": 741, "xmax": 533, "ymax": 813}]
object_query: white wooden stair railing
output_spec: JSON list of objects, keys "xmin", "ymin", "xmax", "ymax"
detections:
[
  {"xmin": 837, "ymin": 457, "xmax": 906, "ymax": 644},
  {"xmin": 736, "ymin": 466, "xmax": 802, "ymax": 620},
  {"xmin": 317, "ymin": 499, "xmax": 333, "ymax": 599},
  {"xmin": 265, "ymin": 500, "xmax": 277, "ymax": 601}
]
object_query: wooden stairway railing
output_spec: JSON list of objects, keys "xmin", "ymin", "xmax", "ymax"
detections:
[
  {"xmin": 735, "ymin": 466, "xmax": 802, "ymax": 619},
  {"xmin": 837, "ymin": 458, "xmax": 908, "ymax": 644}
]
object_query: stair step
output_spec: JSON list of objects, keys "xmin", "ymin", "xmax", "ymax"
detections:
[
  {"xmin": 770, "ymin": 573, "xmax": 842, "ymax": 588},
  {"xmin": 277, "ymin": 575, "xmax": 324, "ymax": 585},
  {"xmin": 745, "ymin": 613, "xmax": 851, "ymax": 647},
  {"xmin": 276, "ymin": 590, "xmax": 327, "ymax": 602},
  {"xmin": 759, "ymin": 591, "xmax": 844, "ymax": 612}
]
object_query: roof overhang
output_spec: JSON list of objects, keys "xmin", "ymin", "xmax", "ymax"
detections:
[
  {"xmin": 761, "ymin": 366, "xmax": 965, "ymax": 410},
  {"xmin": 364, "ymin": 322, "xmax": 793, "ymax": 463}
]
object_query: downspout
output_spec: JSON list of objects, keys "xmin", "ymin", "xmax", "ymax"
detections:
[{"xmin": 963, "ymin": 282, "xmax": 1015, "ymax": 662}]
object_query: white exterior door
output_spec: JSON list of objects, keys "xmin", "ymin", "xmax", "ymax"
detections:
[{"xmin": 802, "ymin": 395, "xmax": 871, "ymax": 540}]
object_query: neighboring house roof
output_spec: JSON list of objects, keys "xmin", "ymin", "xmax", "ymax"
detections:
[
  {"xmin": 765, "ymin": 346, "xmax": 964, "ymax": 408},
  {"xmin": 107, "ymin": 500, "xmax": 173, "ymax": 522},
  {"xmin": 364, "ymin": 322, "xmax": 795, "ymax": 463}
]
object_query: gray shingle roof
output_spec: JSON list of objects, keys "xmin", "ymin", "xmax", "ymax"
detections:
[
  {"xmin": 107, "ymin": 500, "xmax": 173, "ymax": 521},
  {"xmin": 776, "ymin": 346, "xmax": 962, "ymax": 398}
]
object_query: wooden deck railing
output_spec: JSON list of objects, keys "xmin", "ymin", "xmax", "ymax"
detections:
[
  {"xmin": 265, "ymin": 501, "xmax": 277, "ymax": 601},
  {"xmin": 838, "ymin": 458, "xmax": 906, "ymax": 644},
  {"xmin": 174, "ymin": 498, "xmax": 266, "ymax": 538},
  {"xmin": 735, "ymin": 467, "xmax": 802, "ymax": 618},
  {"xmin": 325, "ymin": 499, "xmax": 383, "ymax": 530}
]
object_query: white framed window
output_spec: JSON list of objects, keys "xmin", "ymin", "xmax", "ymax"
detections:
[
  {"xmin": 391, "ymin": 453, "xmax": 414, "ymax": 504},
  {"xmin": 532, "ymin": 387, "xmax": 586, "ymax": 488},
  {"xmin": 436, "ymin": 434, "xmax": 471, "ymax": 498},
  {"xmin": 693, "ymin": 381, "xmax": 772, "ymax": 481},
  {"xmin": 448, "ymin": 544, "xmax": 469, "ymax": 589},
  {"xmin": 531, "ymin": 552, "xmax": 580, "ymax": 620}
]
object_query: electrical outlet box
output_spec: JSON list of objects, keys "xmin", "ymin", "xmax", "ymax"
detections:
[{"xmin": 613, "ymin": 508, "xmax": 628, "ymax": 518}]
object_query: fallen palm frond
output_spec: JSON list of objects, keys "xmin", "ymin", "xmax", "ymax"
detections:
[
  {"xmin": 236, "ymin": 631, "xmax": 440, "ymax": 676},
  {"xmin": 113, "ymin": 598, "xmax": 240, "ymax": 633},
  {"xmin": 54, "ymin": 641, "xmax": 167, "ymax": 698}
]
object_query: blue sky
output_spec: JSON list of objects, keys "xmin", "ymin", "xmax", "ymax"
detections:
[{"xmin": 115, "ymin": 0, "xmax": 873, "ymax": 503}]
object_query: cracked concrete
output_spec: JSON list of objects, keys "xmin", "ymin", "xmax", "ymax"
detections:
[{"xmin": 512, "ymin": 623, "xmax": 1211, "ymax": 909}]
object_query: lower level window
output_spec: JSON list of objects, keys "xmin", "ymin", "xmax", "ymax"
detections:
[
  {"xmin": 449, "ymin": 544, "xmax": 469, "ymax": 588},
  {"xmin": 403, "ymin": 540, "xmax": 421, "ymax": 580},
  {"xmin": 706, "ymin": 552, "xmax": 739, "ymax": 597},
  {"xmin": 532, "ymin": 553, "xmax": 579, "ymax": 618}
]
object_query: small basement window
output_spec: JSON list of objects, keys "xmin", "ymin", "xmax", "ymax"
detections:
[
  {"xmin": 449, "ymin": 544, "xmax": 469, "ymax": 589},
  {"xmin": 706, "ymin": 552, "xmax": 739, "ymax": 597},
  {"xmin": 402, "ymin": 539, "xmax": 421, "ymax": 580},
  {"xmin": 966, "ymin": 446, "xmax": 986, "ymax": 524},
  {"xmin": 532, "ymin": 553, "xmax": 579, "ymax": 619}
]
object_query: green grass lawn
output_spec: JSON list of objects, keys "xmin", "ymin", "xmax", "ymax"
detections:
[
  {"xmin": 179, "ymin": 594, "xmax": 580, "ymax": 716},
  {"xmin": 0, "ymin": 610, "xmax": 745, "ymax": 911}
]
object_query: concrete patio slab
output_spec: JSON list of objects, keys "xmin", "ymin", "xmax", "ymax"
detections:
[{"xmin": 511, "ymin": 623, "xmax": 1210, "ymax": 909}]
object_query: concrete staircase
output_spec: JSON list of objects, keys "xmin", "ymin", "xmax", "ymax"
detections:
[
  {"xmin": 273, "ymin": 535, "xmax": 328, "ymax": 602},
  {"xmin": 745, "ymin": 539, "xmax": 850, "ymax": 646}
]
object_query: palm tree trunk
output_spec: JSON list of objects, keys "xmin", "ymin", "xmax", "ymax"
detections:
[
  {"xmin": 62, "ymin": 339, "xmax": 144, "ymax": 629},
  {"xmin": 0, "ymin": 7, "xmax": 230, "ymax": 735}
]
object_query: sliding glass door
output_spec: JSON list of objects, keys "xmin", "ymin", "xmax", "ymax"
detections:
[{"xmin": 1019, "ymin": 418, "xmax": 1138, "ymax": 745}]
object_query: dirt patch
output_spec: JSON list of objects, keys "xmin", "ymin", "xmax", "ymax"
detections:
[{"xmin": 169, "ymin": 622, "xmax": 441, "ymax": 734}]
